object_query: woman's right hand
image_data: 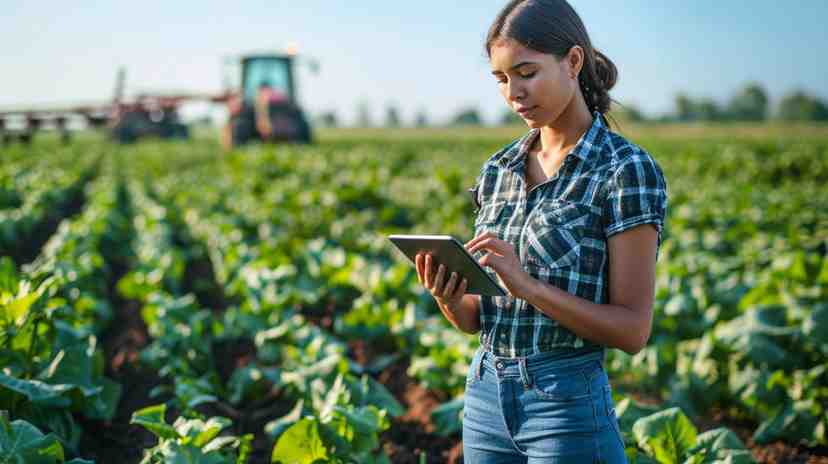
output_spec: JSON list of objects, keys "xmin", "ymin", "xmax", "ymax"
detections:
[{"xmin": 415, "ymin": 252, "xmax": 468, "ymax": 312}]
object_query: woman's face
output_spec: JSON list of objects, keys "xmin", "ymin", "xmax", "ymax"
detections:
[{"xmin": 489, "ymin": 38, "xmax": 582, "ymax": 129}]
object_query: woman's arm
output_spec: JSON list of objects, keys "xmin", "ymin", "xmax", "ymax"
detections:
[
  {"xmin": 467, "ymin": 225, "xmax": 658, "ymax": 355},
  {"xmin": 436, "ymin": 294, "xmax": 481, "ymax": 335}
]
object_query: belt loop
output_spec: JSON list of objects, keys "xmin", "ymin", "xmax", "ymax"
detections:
[
  {"xmin": 518, "ymin": 357, "xmax": 531, "ymax": 389},
  {"xmin": 474, "ymin": 348, "xmax": 484, "ymax": 381}
]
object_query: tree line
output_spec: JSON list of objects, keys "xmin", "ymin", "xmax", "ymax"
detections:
[{"xmin": 314, "ymin": 83, "xmax": 827, "ymax": 128}]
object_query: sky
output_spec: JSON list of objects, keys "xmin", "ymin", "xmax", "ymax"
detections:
[{"xmin": 2, "ymin": 1, "xmax": 827, "ymax": 126}]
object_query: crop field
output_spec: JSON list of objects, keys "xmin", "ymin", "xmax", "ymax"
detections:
[{"xmin": 0, "ymin": 123, "xmax": 827, "ymax": 463}]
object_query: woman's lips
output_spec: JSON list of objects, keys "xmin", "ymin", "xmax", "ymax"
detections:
[{"xmin": 516, "ymin": 106, "xmax": 537, "ymax": 116}]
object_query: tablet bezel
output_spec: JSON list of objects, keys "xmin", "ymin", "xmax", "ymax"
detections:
[{"xmin": 388, "ymin": 234, "xmax": 507, "ymax": 296}]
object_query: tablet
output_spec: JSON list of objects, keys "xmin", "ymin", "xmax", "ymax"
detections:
[{"xmin": 388, "ymin": 234, "xmax": 507, "ymax": 296}]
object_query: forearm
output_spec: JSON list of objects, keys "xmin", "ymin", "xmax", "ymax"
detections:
[
  {"xmin": 437, "ymin": 294, "xmax": 481, "ymax": 335},
  {"xmin": 522, "ymin": 277, "xmax": 650, "ymax": 354}
]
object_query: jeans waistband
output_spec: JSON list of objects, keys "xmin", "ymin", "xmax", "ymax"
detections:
[{"xmin": 469, "ymin": 345, "xmax": 605, "ymax": 388}]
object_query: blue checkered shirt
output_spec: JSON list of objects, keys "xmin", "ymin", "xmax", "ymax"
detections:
[{"xmin": 470, "ymin": 111, "xmax": 668, "ymax": 357}]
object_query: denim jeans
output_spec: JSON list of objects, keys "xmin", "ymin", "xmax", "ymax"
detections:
[{"xmin": 462, "ymin": 346, "xmax": 628, "ymax": 463}]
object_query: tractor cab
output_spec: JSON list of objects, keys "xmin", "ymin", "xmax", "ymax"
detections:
[
  {"xmin": 222, "ymin": 53, "xmax": 313, "ymax": 147},
  {"xmin": 241, "ymin": 55, "xmax": 296, "ymax": 104}
]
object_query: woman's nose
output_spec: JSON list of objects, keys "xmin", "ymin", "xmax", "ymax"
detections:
[{"xmin": 506, "ymin": 81, "xmax": 525, "ymax": 102}]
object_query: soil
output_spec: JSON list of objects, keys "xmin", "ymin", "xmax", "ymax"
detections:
[
  {"xmin": 78, "ymin": 293, "xmax": 164, "ymax": 462},
  {"xmin": 694, "ymin": 408, "xmax": 828, "ymax": 464},
  {"xmin": 377, "ymin": 357, "xmax": 463, "ymax": 464}
]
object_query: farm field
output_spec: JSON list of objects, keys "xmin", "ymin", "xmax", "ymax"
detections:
[{"xmin": 1, "ymin": 122, "xmax": 827, "ymax": 463}]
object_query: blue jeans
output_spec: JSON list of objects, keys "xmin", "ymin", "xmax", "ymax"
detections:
[{"xmin": 462, "ymin": 346, "xmax": 628, "ymax": 463}]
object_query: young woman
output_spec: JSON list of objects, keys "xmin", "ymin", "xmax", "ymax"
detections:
[{"xmin": 414, "ymin": 0, "xmax": 668, "ymax": 462}]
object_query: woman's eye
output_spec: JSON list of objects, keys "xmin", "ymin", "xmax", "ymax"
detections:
[{"xmin": 521, "ymin": 72, "xmax": 536, "ymax": 79}]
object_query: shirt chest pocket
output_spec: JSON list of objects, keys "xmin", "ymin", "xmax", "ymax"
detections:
[
  {"xmin": 474, "ymin": 200, "xmax": 508, "ymax": 237},
  {"xmin": 525, "ymin": 200, "xmax": 593, "ymax": 270}
]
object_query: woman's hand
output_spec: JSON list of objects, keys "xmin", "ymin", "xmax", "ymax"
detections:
[
  {"xmin": 415, "ymin": 252, "xmax": 468, "ymax": 312},
  {"xmin": 465, "ymin": 232, "xmax": 533, "ymax": 299}
]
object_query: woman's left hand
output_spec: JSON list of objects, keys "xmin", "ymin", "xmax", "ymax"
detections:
[{"xmin": 465, "ymin": 232, "xmax": 533, "ymax": 299}]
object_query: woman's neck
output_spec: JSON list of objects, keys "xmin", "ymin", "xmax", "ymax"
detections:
[{"xmin": 534, "ymin": 98, "xmax": 593, "ymax": 159}]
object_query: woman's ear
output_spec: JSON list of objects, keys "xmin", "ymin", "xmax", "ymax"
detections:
[{"xmin": 566, "ymin": 45, "xmax": 584, "ymax": 80}]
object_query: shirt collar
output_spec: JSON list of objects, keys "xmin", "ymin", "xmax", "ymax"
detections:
[{"xmin": 499, "ymin": 110, "xmax": 607, "ymax": 171}]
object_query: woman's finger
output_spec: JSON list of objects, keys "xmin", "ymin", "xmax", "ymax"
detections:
[
  {"xmin": 467, "ymin": 237, "xmax": 505, "ymax": 256},
  {"xmin": 442, "ymin": 272, "xmax": 458, "ymax": 299},
  {"xmin": 433, "ymin": 263, "xmax": 446, "ymax": 294},
  {"xmin": 464, "ymin": 232, "xmax": 494, "ymax": 249},
  {"xmin": 424, "ymin": 254, "xmax": 433, "ymax": 288},
  {"xmin": 454, "ymin": 277, "xmax": 468, "ymax": 299},
  {"xmin": 415, "ymin": 253, "xmax": 424, "ymax": 285},
  {"xmin": 479, "ymin": 251, "xmax": 501, "ymax": 270}
]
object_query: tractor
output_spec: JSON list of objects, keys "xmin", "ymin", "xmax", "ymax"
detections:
[
  {"xmin": 0, "ymin": 50, "xmax": 315, "ymax": 147},
  {"xmin": 221, "ymin": 53, "xmax": 314, "ymax": 148}
]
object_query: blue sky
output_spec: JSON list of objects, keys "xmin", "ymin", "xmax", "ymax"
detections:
[{"xmin": 2, "ymin": 1, "xmax": 826, "ymax": 125}]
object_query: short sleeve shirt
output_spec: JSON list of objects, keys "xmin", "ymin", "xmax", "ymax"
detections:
[{"xmin": 470, "ymin": 111, "xmax": 668, "ymax": 358}]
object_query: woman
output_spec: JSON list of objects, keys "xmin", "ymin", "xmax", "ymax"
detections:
[{"xmin": 414, "ymin": 0, "xmax": 668, "ymax": 462}]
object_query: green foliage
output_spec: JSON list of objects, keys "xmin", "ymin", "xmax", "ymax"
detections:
[
  {"xmin": 777, "ymin": 90, "xmax": 828, "ymax": 121},
  {"xmin": 2, "ymin": 126, "xmax": 827, "ymax": 461},
  {"xmin": 630, "ymin": 407, "xmax": 753, "ymax": 464},
  {"xmin": 130, "ymin": 404, "xmax": 253, "ymax": 464}
]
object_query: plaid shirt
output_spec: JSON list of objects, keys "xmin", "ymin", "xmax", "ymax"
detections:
[{"xmin": 470, "ymin": 111, "xmax": 668, "ymax": 357}]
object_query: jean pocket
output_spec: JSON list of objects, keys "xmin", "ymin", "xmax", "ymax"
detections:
[
  {"xmin": 604, "ymin": 384, "xmax": 626, "ymax": 448},
  {"xmin": 531, "ymin": 367, "xmax": 591, "ymax": 401},
  {"xmin": 465, "ymin": 349, "xmax": 484, "ymax": 388}
]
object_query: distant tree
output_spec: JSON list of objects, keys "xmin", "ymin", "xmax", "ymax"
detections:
[
  {"xmin": 696, "ymin": 98, "xmax": 723, "ymax": 121},
  {"xmin": 609, "ymin": 103, "xmax": 645, "ymax": 122},
  {"xmin": 727, "ymin": 83, "xmax": 768, "ymax": 121},
  {"xmin": 318, "ymin": 111, "xmax": 339, "ymax": 128},
  {"xmin": 356, "ymin": 100, "xmax": 373, "ymax": 128},
  {"xmin": 674, "ymin": 94, "xmax": 722, "ymax": 121},
  {"xmin": 777, "ymin": 91, "xmax": 828, "ymax": 121},
  {"xmin": 414, "ymin": 108, "xmax": 429, "ymax": 128},
  {"xmin": 385, "ymin": 104, "xmax": 401, "ymax": 128},
  {"xmin": 452, "ymin": 107, "xmax": 482, "ymax": 126},
  {"xmin": 499, "ymin": 109, "xmax": 523, "ymax": 126},
  {"xmin": 675, "ymin": 94, "xmax": 694, "ymax": 121}
]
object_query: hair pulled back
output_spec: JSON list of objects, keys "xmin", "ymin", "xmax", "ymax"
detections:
[{"xmin": 486, "ymin": 0, "xmax": 618, "ymax": 121}]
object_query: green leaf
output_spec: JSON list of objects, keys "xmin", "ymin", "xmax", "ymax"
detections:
[
  {"xmin": 2, "ymin": 283, "xmax": 40, "ymax": 327},
  {"xmin": 0, "ymin": 416, "xmax": 65, "ymax": 464},
  {"xmin": 130, "ymin": 404, "xmax": 180, "ymax": 440},
  {"xmin": 265, "ymin": 399, "xmax": 305, "ymax": 440},
  {"xmin": 802, "ymin": 303, "xmax": 828, "ymax": 354},
  {"xmin": 176, "ymin": 416, "xmax": 231, "ymax": 448},
  {"xmin": 633, "ymin": 407, "xmax": 698, "ymax": 463},
  {"xmin": 752, "ymin": 401, "xmax": 823, "ymax": 446},
  {"xmin": 616, "ymin": 397, "xmax": 662, "ymax": 433},
  {"xmin": 686, "ymin": 427, "xmax": 753, "ymax": 463},
  {"xmin": 430, "ymin": 397, "xmax": 464, "ymax": 437},
  {"xmin": 0, "ymin": 256, "xmax": 19, "ymax": 293},
  {"xmin": 271, "ymin": 417, "xmax": 329, "ymax": 464},
  {"xmin": 344, "ymin": 374, "xmax": 404, "ymax": 418},
  {"xmin": 20, "ymin": 404, "xmax": 82, "ymax": 453},
  {"xmin": 328, "ymin": 405, "xmax": 389, "ymax": 453},
  {"xmin": 0, "ymin": 372, "xmax": 73, "ymax": 408},
  {"xmin": 164, "ymin": 443, "xmax": 226, "ymax": 464}
]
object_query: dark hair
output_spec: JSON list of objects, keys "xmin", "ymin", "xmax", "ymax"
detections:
[{"xmin": 486, "ymin": 0, "xmax": 619, "ymax": 126}]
